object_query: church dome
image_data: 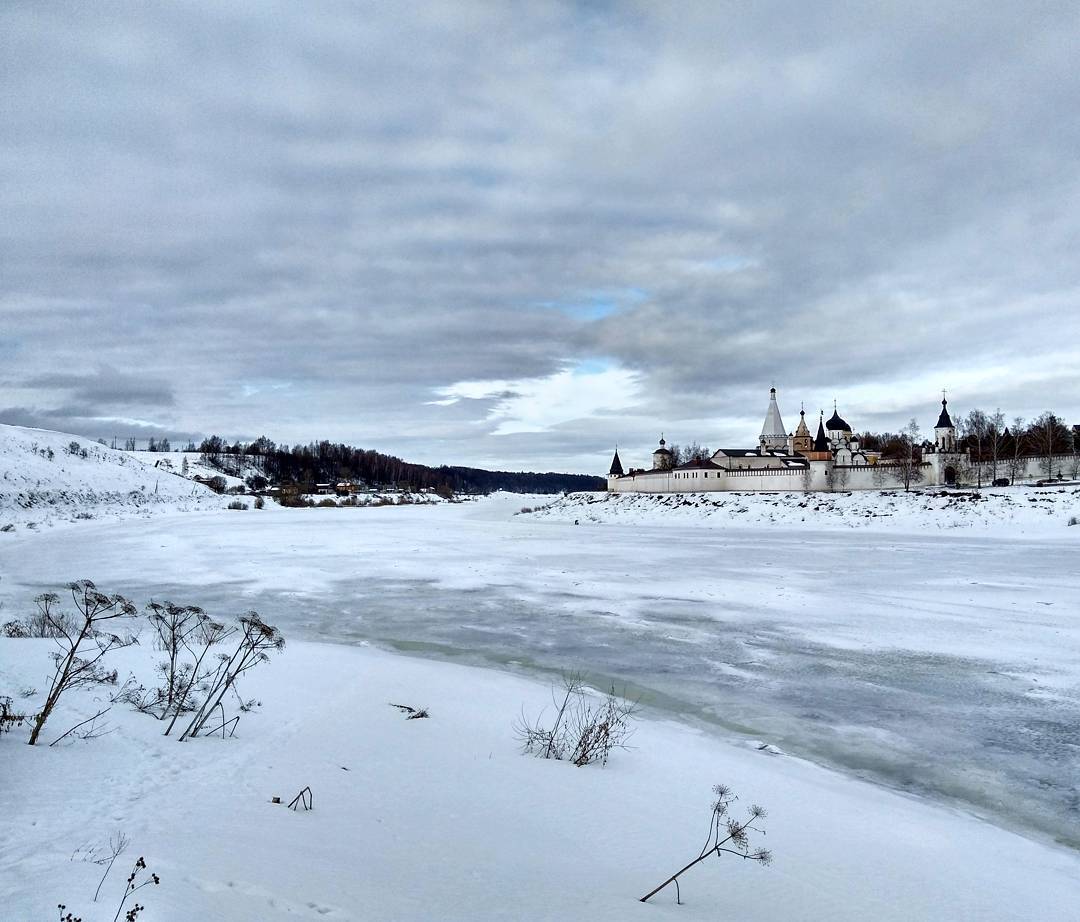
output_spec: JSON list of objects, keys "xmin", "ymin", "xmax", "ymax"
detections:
[
  {"xmin": 826, "ymin": 409, "xmax": 851, "ymax": 432},
  {"xmin": 936, "ymin": 398, "xmax": 954, "ymax": 429}
]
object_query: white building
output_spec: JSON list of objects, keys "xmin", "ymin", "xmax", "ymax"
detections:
[{"xmin": 607, "ymin": 389, "xmax": 968, "ymax": 493}]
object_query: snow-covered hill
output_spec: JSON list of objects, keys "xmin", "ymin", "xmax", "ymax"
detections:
[
  {"xmin": 532, "ymin": 487, "xmax": 1080, "ymax": 534},
  {"xmin": 130, "ymin": 449, "xmax": 259, "ymax": 491},
  {"xmin": 0, "ymin": 424, "xmax": 226, "ymax": 530}
]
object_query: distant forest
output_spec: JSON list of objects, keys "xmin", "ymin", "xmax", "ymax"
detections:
[{"xmin": 193, "ymin": 435, "xmax": 604, "ymax": 495}]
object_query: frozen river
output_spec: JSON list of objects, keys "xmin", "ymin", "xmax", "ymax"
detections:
[{"xmin": 1, "ymin": 497, "xmax": 1077, "ymax": 848}]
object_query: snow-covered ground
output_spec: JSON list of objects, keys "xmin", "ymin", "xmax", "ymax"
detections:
[
  {"xmin": 1, "ymin": 495, "xmax": 1077, "ymax": 853},
  {"xmin": 2, "ymin": 637, "xmax": 1078, "ymax": 921},
  {"xmin": 0, "ymin": 426, "xmax": 226, "ymax": 530},
  {"xmin": 530, "ymin": 487, "xmax": 1080, "ymax": 534},
  {"xmin": 2, "ymin": 435, "xmax": 1079, "ymax": 919}
]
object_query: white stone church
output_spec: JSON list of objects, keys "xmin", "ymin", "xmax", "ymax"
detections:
[{"xmin": 606, "ymin": 388, "xmax": 966, "ymax": 493}]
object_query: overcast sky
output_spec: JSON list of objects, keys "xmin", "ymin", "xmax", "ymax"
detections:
[{"xmin": 2, "ymin": 2, "xmax": 1079, "ymax": 473}]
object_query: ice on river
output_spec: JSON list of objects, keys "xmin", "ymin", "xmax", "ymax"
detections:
[{"xmin": 1, "ymin": 494, "xmax": 1077, "ymax": 848}]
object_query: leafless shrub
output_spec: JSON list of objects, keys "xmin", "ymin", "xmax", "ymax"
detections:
[
  {"xmin": 4, "ymin": 593, "xmax": 78, "ymax": 638},
  {"xmin": 177, "ymin": 612, "xmax": 284, "ymax": 741},
  {"xmin": 58, "ymin": 852, "xmax": 159, "ymax": 922},
  {"xmin": 69, "ymin": 831, "xmax": 130, "ymax": 903},
  {"xmin": 140, "ymin": 601, "xmax": 209, "ymax": 719},
  {"xmin": 226, "ymin": 500, "xmax": 249, "ymax": 510},
  {"xmin": 162, "ymin": 617, "xmax": 235, "ymax": 736},
  {"xmin": 112, "ymin": 856, "xmax": 159, "ymax": 921},
  {"xmin": 28, "ymin": 581, "xmax": 138, "ymax": 745},
  {"xmin": 515, "ymin": 675, "xmax": 638, "ymax": 767},
  {"xmin": 254, "ymin": 496, "xmax": 265, "ymax": 510},
  {"xmin": 640, "ymin": 784, "xmax": 771, "ymax": 904},
  {"xmin": 0, "ymin": 696, "xmax": 28, "ymax": 737},
  {"xmin": 93, "ymin": 832, "xmax": 130, "ymax": 902}
]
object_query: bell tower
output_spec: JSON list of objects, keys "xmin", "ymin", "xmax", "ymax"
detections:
[
  {"xmin": 934, "ymin": 394, "xmax": 956, "ymax": 452},
  {"xmin": 792, "ymin": 406, "xmax": 812, "ymax": 454}
]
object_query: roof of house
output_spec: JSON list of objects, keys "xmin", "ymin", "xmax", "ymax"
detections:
[{"xmin": 673, "ymin": 458, "xmax": 724, "ymax": 470}]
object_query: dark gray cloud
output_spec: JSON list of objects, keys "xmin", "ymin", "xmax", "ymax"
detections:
[
  {"xmin": 2, "ymin": 2, "xmax": 1078, "ymax": 473},
  {"xmin": 17, "ymin": 368, "xmax": 175, "ymax": 408}
]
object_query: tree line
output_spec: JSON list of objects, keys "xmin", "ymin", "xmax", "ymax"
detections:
[{"xmin": 194, "ymin": 435, "xmax": 603, "ymax": 495}]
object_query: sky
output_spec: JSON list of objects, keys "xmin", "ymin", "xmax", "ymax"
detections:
[{"xmin": 2, "ymin": 2, "xmax": 1079, "ymax": 474}]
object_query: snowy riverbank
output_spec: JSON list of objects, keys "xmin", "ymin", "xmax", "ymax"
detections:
[
  {"xmin": 531, "ymin": 486, "xmax": 1080, "ymax": 534},
  {"xmin": 2, "ymin": 637, "xmax": 1078, "ymax": 921}
]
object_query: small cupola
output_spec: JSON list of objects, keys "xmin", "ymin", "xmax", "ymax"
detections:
[{"xmin": 652, "ymin": 435, "xmax": 673, "ymax": 471}]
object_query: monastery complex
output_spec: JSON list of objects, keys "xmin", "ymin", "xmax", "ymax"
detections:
[{"xmin": 607, "ymin": 389, "xmax": 966, "ymax": 493}]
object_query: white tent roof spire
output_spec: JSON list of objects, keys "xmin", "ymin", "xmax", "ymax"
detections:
[{"xmin": 760, "ymin": 386, "xmax": 787, "ymax": 445}]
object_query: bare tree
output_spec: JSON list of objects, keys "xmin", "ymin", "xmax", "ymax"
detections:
[
  {"xmin": 640, "ymin": 784, "xmax": 771, "ymax": 904},
  {"xmin": 886, "ymin": 419, "xmax": 925, "ymax": 492},
  {"xmin": 1006, "ymin": 416, "xmax": 1027, "ymax": 483},
  {"xmin": 27, "ymin": 582, "xmax": 137, "ymax": 745},
  {"xmin": 986, "ymin": 409, "xmax": 1006, "ymax": 482},
  {"xmin": 962, "ymin": 409, "xmax": 989, "ymax": 486},
  {"xmin": 1029, "ymin": 411, "xmax": 1072, "ymax": 479}
]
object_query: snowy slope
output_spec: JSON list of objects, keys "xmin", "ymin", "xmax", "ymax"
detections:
[
  {"xmin": 533, "ymin": 487, "xmax": 1080, "ymax": 534},
  {"xmin": 1, "ymin": 637, "xmax": 1077, "ymax": 921},
  {"xmin": 0, "ymin": 424, "xmax": 226, "ymax": 529},
  {"xmin": 130, "ymin": 450, "xmax": 257, "ymax": 491}
]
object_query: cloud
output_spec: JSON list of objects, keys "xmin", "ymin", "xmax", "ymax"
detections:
[
  {"xmin": 432, "ymin": 362, "xmax": 642, "ymax": 436},
  {"xmin": 19, "ymin": 368, "xmax": 175, "ymax": 408},
  {"xmin": 1, "ymin": 2, "xmax": 1079, "ymax": 472}
]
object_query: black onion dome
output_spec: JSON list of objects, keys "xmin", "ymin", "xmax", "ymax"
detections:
[{"xmin": 826, "ymin": 409, "xmax": 851, "ymax": 432}]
